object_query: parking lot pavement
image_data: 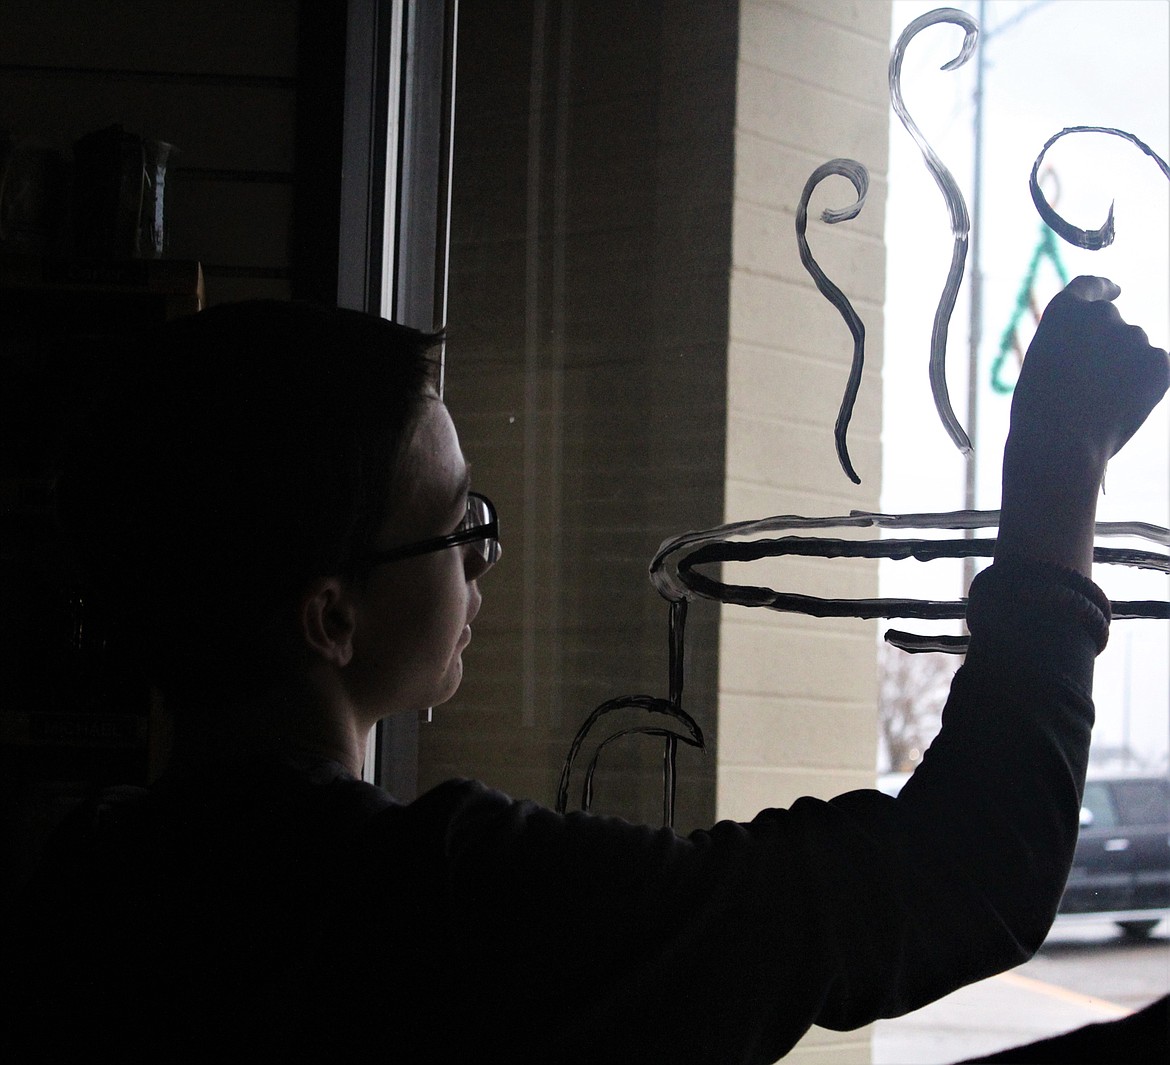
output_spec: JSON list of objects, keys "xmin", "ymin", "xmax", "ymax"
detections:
[
  {"xmin": 871, "ymin": 967, "xmax": 1131, "ymax": 1064},
  {"xmin": 871, "ymin": 918, "xmax": 1167, "ymax": 1064}
]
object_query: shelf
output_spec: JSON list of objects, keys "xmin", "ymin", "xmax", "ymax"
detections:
[{"xmin": 0, "ymin": 254, "xmax": 204, "ymax": 307}]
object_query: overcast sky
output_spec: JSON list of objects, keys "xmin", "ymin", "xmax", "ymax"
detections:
[{"xmin": 881, "ymin": 0, "xmax": 1170, "ymax": 766}]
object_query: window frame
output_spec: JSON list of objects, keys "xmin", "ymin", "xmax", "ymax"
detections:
[{"xmin": 335, "ymin": 0, "xmax": 459, "ymax": 792}]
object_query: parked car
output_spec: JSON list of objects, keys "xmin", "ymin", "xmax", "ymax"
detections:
[
  {"xmin": 1059, "ymin": 772, "xmax": 1170, "ymax": 937},
  {"xmin": 876, "ymin": 770, "xmax": 1170, "ymax": 938}
]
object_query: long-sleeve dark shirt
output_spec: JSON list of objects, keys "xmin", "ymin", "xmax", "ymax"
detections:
[{"xmin": 3, "ymin": 566, "xmax": 1099, "ymax": 1063}]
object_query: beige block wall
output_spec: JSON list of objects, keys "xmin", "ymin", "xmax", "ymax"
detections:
[
  {"xmin": 430, "ymin": 2, "xmax": 737, "ymax": 832},
  {"xmin": 725, "ymin": 2, "xmax": 891, "ymax": 1061}
]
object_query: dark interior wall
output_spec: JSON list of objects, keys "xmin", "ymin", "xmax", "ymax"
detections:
[
  {"xmin": 424, "ymin": 1, "xmax": 738, "ymax": 832},
  {"xmin": 0, "ymin": 0, "xmax": 349, "ymax": 901},
  {"xmin": 0, "ymin": 0, "xmax": 323, "ymax": 305}
]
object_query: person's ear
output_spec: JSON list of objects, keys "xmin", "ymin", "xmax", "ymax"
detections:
[{"xmin": 300, "ymin": 578, "xmax": 357, "ymax": 668}]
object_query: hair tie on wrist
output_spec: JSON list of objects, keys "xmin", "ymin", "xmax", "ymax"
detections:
[{"xmin": 969, "ymin": 560, "xmax": 1111, "ymax": 654}]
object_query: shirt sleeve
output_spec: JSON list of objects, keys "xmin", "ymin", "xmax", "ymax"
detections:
[{"xmin": 369, "ymin": 562, "xmax": 1100, "ymax": 1065}]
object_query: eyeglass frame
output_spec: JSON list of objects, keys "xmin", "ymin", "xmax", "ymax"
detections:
[{"xmin": 364, "ymin": 491, "xmax": 500, "ymax": 567}]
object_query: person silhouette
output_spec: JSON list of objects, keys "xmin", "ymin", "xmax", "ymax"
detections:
[{"xmin": 4, "ymin": 277, "xmax": 1166, "ymax": 1063}]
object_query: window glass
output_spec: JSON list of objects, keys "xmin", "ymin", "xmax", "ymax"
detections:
[
  {"xmin": 421, "ymin": 0, "xmax": 731, "ymax": 832},
  {"xmin": 1112, "ymin": 779, "xmax": 1170, "ymax": 827},
  {"xmin": 1080, "ymin": 781, "xmax": 1119, "ymax": 829}
]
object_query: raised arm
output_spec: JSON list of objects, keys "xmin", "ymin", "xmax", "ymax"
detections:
[
  {"xmin": 341, "ymin": 279, "xmax": 1169, "ymax": 1064},
  {"xmin": 852, "ymin": 276, "xmax": 1170, "ymax": 1022},
  {"xmin": 995, "ymin": 275, "xmax": 1169, "ymax": 575}
]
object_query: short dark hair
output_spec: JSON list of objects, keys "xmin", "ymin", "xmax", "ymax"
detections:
[{"xmin": 57, "ymin": 300, "xmax": 441, "ymax": 702}]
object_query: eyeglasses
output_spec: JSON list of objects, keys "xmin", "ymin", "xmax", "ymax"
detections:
[{"xmin": 366, "ymin": 491, "xmax": 500, "ymax": 567}]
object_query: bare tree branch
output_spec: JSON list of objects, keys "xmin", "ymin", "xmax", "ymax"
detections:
[{"xmin": 878, "ymin": 643, "xmax": 959, "ymax": 773}]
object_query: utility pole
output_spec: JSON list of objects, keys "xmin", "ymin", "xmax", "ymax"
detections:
[
  {"xmin": 963, "ymin": 0, "xmax": 986, "ymax": 597},
  {"xmin": 964, "ymin": 1, "xmax": 1052, "ymax": 596}
]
